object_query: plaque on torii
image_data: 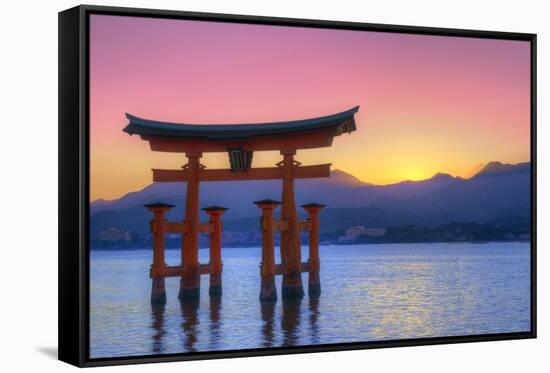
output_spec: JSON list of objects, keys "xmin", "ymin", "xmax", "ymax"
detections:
[{"xmin": 124, "ymin": 106, "xmax": 359, "ymax": 303}]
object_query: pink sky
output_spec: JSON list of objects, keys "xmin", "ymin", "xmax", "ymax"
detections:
[{"xmin": 90, "ymin": 14, "xmax": 531, "ymax": 201}]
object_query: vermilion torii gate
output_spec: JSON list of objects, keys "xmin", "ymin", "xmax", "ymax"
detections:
[{"xmin": 123, "ymin": 106, "xmax": 359, "ymax": 303}]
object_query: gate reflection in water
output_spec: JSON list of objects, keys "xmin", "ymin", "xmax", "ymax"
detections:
[{"xmin": 150, "ymin": 296, "xmax": 320, "ymax": 354}]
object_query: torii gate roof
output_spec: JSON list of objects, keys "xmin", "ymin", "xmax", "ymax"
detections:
[
  {"xmin": 123, "ymin": 106, "xmax": 359, "ymax": 153},
  {"xmin": 123, "ymin": 106, "xmax": 359, "ymax": 141}
]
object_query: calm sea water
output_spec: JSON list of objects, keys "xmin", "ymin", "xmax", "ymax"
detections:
[{"xmin": 90, "ymin": 243, "xmax": 530, "ymax": 358}]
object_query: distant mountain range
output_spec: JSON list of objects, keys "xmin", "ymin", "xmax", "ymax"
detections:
[{"xmin": 90, "ymin": 161, "xmax": 530, "ymax": 236}]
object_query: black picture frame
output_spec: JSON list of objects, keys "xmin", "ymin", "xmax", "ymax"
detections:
[{"xmin": 58, "ymin": 4, "xmax": 537, "ymax": 367}]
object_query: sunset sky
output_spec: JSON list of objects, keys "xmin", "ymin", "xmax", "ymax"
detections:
[{"xmin": 90, "ymin": 15, "xmax": 531, "ymax": 201}]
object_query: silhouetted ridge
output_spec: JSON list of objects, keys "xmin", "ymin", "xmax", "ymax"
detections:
[
  {"xmin": 430, "ymin": 172, "xmax": 455, "ymax": 181},
  {"xmin": 90, "ymin": 161, "xmax": 530, "ymax": 238},
  {"xmin": 474, "ymin": 161, "xmax": 530, "ymax": 178},
  {"xmin": 330, "ymin": 169, "xmax": 365, "ymax": 186}
]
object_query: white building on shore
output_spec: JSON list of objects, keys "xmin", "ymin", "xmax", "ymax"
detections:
[{"xmin": 338, "ymin": 226, "xmax": 386, "ymax": 243}]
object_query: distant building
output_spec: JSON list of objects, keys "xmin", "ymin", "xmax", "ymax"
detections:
[
  {"xmin": 338, "ymin": 226, "xmax": 365, "ymax": 242},
  {"xmin": 221, "ymin": 231, "xmax": 260, "ymax": 245},
  {"xmin": 362, "ymin": 228, "xmax": 386, "ymax": 237},
  {"xmin": 338, "ymin": 226, "xmax": 386, "ymax": 243},
  {"xmin": 99, "ymin": 228, "xmax": 131, "ymax": 242}
]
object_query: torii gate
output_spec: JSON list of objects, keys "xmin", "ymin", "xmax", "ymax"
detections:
[{"xmin": 124, "ymin": 106, "xmax": 359, "ymax": 303}]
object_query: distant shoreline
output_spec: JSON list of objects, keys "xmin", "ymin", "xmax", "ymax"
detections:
[{"xmin": 90, "ymin": 240, "xmax": 530, "ymax": 251}]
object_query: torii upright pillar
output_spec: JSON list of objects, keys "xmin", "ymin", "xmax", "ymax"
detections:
[
  {"xmin": 179, "ymin": 152, "xmax": 202, "ymax": 300},
  {"xmin": 144, "ymin": 202, "xmax": 174, "ymax": 305},
  {"xmin": 280, "ymin": 150, "xmax": 305, "ymax": 299},
  {"xmin": 302, "ymin": 203, "xmax": 325, "ymax": 296},
  {"xmin": 203, "ymin": 206, "xmax": 228, "ymax": 296},
  {"xmin": 255, "ymin": 199, "xmax": 281, "ymax": 302}
]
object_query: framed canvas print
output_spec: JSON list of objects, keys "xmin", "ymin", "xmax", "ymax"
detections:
[{"xmin": 58, "ymin": 5, "xmax": 537, "ymax": 367}]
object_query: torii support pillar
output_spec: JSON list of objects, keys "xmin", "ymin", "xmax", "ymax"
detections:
[
  {"xmin": 279, "ymin": 151, "xmax": 305, "ymax": 300},
  {"xmin": 255, "ymin": 199, "xmax": 281, "ymax": 302},
  {"xmin": 203, "ymin": 206, "xmax": 228, "ymax": 296},
  {"xmin": 179, "ymin": 152, "xmax": 202, "ymax": 300},
  {"xmin": 302, "ymin": 203, "xmax": 325, "ymax": 297},
  {"xmin": 144, "ymin": 202, "xmax": 174, "ymax": 305}
]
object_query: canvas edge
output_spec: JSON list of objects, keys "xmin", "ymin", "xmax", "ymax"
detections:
[{"xmin": 59, "ymin": 5, "xmax": 85, "ymax": 368}]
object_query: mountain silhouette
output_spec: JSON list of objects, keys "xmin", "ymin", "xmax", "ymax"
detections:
[
  {"xmin": 474, "ymin": 161, "xmax": 530, "ymax": 178},
  {"xmin": 90, "ymin": 161, "xmax": 530, "ymax": 236}
]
